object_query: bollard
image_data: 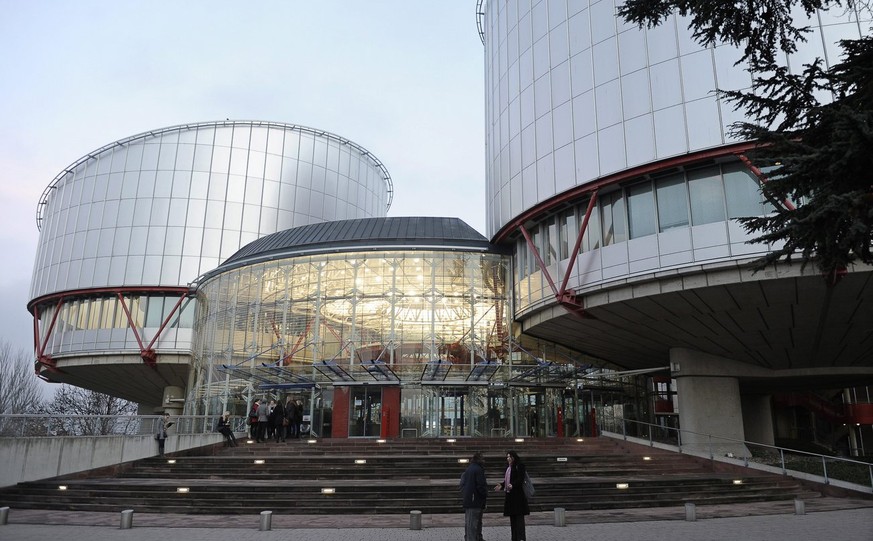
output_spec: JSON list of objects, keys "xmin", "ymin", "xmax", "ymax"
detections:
[
  {"xmin": 119, "ymin": 509, "xmax": 134, "ymax": 529},
  {"xmin": 684, "ymin": 502, "xmax": 696, "ymax": 522},
  {"xmin": 794, "ymin": 499, "xmax": 805, "ymax": 515},
  {"xmin": 259, "ymin": 510, "xmax": 272, "ymax": 531},
  {"xmin": 409, "ymin": 510, "xmax": 422, "ymax": 530},
  {"xmin": 554, "ymin": 507, "xmax": 566, "ymax": 527},
  {"xmin": 0, "ymin": 506, "xmax": 9, "ymax": 526}
]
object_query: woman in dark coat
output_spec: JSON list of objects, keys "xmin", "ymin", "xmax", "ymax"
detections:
[{"xmin": 494, "ymin": 449, "xmax": 529, "ymax": 541}]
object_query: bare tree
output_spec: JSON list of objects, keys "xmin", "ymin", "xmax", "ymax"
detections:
[
  {"xmin": 45, "ymin": 385, "xmax": 139, "ymax": 435},
  {"xmin": 0, "ymin": 339, "xmax": 43, "ymax": 414}
]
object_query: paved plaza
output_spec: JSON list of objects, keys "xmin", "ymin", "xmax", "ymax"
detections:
[{"xmin": 2, "ymin": 498, "xmax": 871, "ymax": 541}]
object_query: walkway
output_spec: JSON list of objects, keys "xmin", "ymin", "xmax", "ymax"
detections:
[{"xmin": 3, "ymin": 497, "xmax": 872, "ymax": 541}]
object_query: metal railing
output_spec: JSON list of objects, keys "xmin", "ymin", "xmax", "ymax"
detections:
[
  {"xmin": 0, "ymin": 414, "xmax": 244, "ymax": 438},
  {"xmin": 598, "ymin": 416, "xmax": 873, "ymax": 493}
]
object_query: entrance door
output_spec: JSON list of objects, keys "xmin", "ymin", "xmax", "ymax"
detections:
[
  {"xmin": 349, "ymin": 386, "xmax": 382, "ymax": 437},
  {"xmin": 420, "ymin": 385, "xmax": 489, "ymax": 437}
]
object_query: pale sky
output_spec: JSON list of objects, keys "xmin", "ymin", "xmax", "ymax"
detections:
[{"xmin": 0, "ymin": 1, "xmax": 486, "ymax": 355}]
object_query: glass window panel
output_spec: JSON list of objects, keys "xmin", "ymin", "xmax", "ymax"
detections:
[
  {"xmin": 582, "ymin": 199, "xmax": 602, "ymax": 252},
  {"xmin": 590, "ymin": 0, "xmax": 616, "ymax": 44},
  {"xmin": 688, "ymin": 166, "xmax": 727, "ymax": 225},
  {"xmin": 627, "ymin": 182, "xmax": 657, "ymax": 238},
  {"xmin": 146, "ymin": 226, "xmax": 166, "ymax": 255},
  {"xmin": 601, "ymin": 190, "xmax": 627, "ymax": 245},
  {"xmin": 655, "ymin": 174, "xmax": 690, "ymax": 231},
  {"xmin": 724, "ymin": 162, "xmax": 767, "ymax": 218},
  {"xmin": 621, "ymin": 70, "xmax": 651, "ymax": 119},
  {"xmin": 231, "ymin": 125, "xmax": 251, "ymax": 148},
  {"xmin": 551, "ymin": 60, "xmax": 571, "ymax": 106}
]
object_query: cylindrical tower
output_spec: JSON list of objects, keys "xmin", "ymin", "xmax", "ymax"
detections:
[{"xmin": 28, "ymin": 120, "xmax": 392, "ymax": 408}]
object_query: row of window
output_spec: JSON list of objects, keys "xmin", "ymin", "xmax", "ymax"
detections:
[{"xmin": 516, "ymin": 161, "xmax": 773, "ymax": 276}]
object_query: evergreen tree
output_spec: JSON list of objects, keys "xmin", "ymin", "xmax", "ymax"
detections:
[{"xmin": 619, "ymin": 1, "xmax": 873, "ymax": 284}]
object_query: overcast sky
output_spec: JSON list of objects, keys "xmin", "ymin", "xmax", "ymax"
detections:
[{"xmin": 0, "ymin": 1, "xmax": 486, "ymax": 356}]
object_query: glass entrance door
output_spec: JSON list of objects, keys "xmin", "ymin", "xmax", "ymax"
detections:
[
  {"xmin": 420, "ymin": 385, "xmax": 489, "ymax": 437},
  {"xmin": 349, "ymin": 386, "xmax": 382, "ymax": 437}
]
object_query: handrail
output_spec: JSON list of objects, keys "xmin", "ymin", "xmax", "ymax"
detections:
[
  {"xmin": 599, "ymin": 415, "xmax": 873, "ymax": 494},
  {"xmin": 0, "ymin": 414, "xmax": 244, "ymax": 438}
]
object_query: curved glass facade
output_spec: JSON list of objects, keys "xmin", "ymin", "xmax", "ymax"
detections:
[
  {"xmin": 481, "ymin": 0, "xmax": 868, "ymax": 236},
  {"xmin": 191, "ymin": 249, "xmax": 521, "ymax": 437}
]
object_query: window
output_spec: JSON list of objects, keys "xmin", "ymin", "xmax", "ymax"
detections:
[
  {"xmin": 655, "ymin": 174, "xmax": 690, "ymax": 231},
  {"xmin": 687, "ymin": 166, "xmax": 726, "ymax": 225},
  {"xmin": 627, "ymin": 182, "xmax": 657, "ymax": 239},
  {"xmin": 724, "ymin": 162, "xmax": 768, "ymax": 218},
  {"xmin": 601, "ymin": 191, "xmax": 627, "ymax": 246}
]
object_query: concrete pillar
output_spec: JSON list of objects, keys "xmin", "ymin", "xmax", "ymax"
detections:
[
  {"xmin": 671, "ymin": 349, "xmax": 750, "ymax": 457},
  {"xmin": 742, "ymin": 394, "xmax": 775, "ymax": 446},
  {"xmin": 162, "ymin": 386, "xmax": 185, "ymax": 416}
]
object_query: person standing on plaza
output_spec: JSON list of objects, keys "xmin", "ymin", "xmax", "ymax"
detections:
[
  {"xmin": 156, "ymin": 413, "xmax": 171, "ymax": 457},
  {"xmin": 460, "ymin": 451, "xmax": 487, "ymax": 541},
  {"xmin": 256, "ymin": 397, "xmax": 270, "ymax": 442},
  {"xmin": 272, "ymin": 397, "xmax": 286, "ymax": 442},
  {"xmin": 494, "ymin": 450, "xmax": 529, "ymax": 541}
]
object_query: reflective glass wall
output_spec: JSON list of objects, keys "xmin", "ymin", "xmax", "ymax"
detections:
[
  {"xmin": 191, "ymin": 250, "xmax": 511, "ymax": 418},
  {"xmin": 480, "ymin": 0, "xmax": 868, "ymax": 236},
  {"xmin": 513, "ymin": 160, "xmax": 775, "ymax": 314},
  {"xmin": 31, "ymin": 121, "xmax": 392, "ymax": 300}
]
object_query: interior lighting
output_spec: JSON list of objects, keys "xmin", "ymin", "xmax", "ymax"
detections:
[
  {"xmin": 254, "ymin": 459, "xmax": 265, "ymax": 464},
  {"xmin": 615, "ymin": 483, "xmax": 629, "ymax": 489},
  {"xmin": 321, "ymin": 488, "xmax": 336, "ymax": 494},
  {"xmin": 732, "ymin": 479, "xmax": 744, "ymax": 485},
  {"xmin": 514, "ymin": 438, "xmax": 525, "ymax": 443},
  {"xmin": 58, "ymin": 485, "xmax": 68, "ymax": 490},
  {"xmin": 355, "ymin": 459, "xmax": 367, "ymax": 464},
  {"xmin": 176, "ymin": 487, "xmax": 190, "ymax": 493}
]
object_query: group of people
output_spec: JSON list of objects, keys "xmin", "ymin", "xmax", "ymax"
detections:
[
  {"xmin": 247, "ymin": 397, "xmax": 305, "ymax": 443},
  {"xmin": 460, "ymin": 450, "xmax": 530, "ymax": 541}
]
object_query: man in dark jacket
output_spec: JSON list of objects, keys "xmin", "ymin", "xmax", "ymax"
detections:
[{"xmin": 460, "ymin": 451, "xmax": 487, "ymax": 541}]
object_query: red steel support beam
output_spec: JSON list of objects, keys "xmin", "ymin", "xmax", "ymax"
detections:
[
  {"xmin": 735, "ymin": 153, "xmax": 796, "ymax": 211},
  {"xmin": 558, "ymin": 191, "xmax": 598, "ymax": 300},
  {"xmin": 518, "ymin": 224, "xmax": 560, "ymax": 297}
]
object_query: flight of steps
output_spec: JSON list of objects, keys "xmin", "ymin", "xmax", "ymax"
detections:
[{"xmin": 0, "ymin": 437, "xmax": 822, "ymax": 515}]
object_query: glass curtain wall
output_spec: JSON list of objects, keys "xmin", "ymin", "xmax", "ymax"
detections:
[{"xmin": 191, "ymin": 250, "xmax": 510, "ymax": 423}]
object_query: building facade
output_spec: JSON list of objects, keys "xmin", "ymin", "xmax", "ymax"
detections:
[
  {"xmin": 478, "ymin": 0, "xmax": 873, "ymax": 454},
  {"xmin": 26, "ymin": 4, "xmax": 873, "ymax": 453},
  {"xmin": 29, "ymin": 121, "xmax": 393, "ymax": 410}
]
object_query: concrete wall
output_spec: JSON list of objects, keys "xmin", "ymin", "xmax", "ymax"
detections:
[{"xmin": 0, "ymin": 433, "xmax": 224, "ymax": 488}]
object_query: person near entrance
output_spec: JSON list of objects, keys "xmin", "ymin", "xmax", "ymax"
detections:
[
  {"xmin": 460, "ymin": 451, "xmax": 487, "ymax": 541},
  {"xmin": 494, "ymin": 450, "xmax": 529, "ymax": 541}
]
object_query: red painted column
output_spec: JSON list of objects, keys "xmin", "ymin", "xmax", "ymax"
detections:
[
  {"xmin": 332, "ymin": 387, "xmax": 350, "ymax": 438},
  {"xmin": 382, "ymin": 386, "xmax": 401, "ymax": 438}
]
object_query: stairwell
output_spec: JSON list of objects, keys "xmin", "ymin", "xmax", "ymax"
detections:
[{"xmin": 0, "ymin": 436, "xmax": 824, "ymax": 516}]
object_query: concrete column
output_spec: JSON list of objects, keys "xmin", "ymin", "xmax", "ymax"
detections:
[
  {"xmin": 162, "ymin": 386, "xmax": 185, "ymax": 415},
  {"xmin": 670, "ymin": 349, "xmax": 750, "ymax": 457},
  {"xmin": 742, "ymin": 394, "xmax": 775, "ymax": 446}
]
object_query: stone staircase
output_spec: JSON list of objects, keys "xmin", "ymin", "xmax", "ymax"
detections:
[{"xmin": 0, "ymin": 436, "xmax": 823, "ymax": 515}]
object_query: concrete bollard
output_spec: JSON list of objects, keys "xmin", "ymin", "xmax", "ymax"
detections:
[
  {"xmin": 0, "ymin": 506, "xmax": 9, "ymax": 525},
  {"xmin": 409, "ymin": 510, "xmax": 422, "ymax": 530},
  {"xmin": 554, "ymin": 507, "xmax": 566, "ymax": 527},
  {"xmin": 685, "ymin": 502, "xmax": 696, "ymax": 522},
  {"xmin": 259, "ymin": 510, "xmax": 272, "ymax": 531},
  {"xmin": 119, "ymin": 509, "xmax": 134, "ymax": 529},
  {"xmin": 794, "ymin": 499, "xmax": 805, "ymax": 515}
]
